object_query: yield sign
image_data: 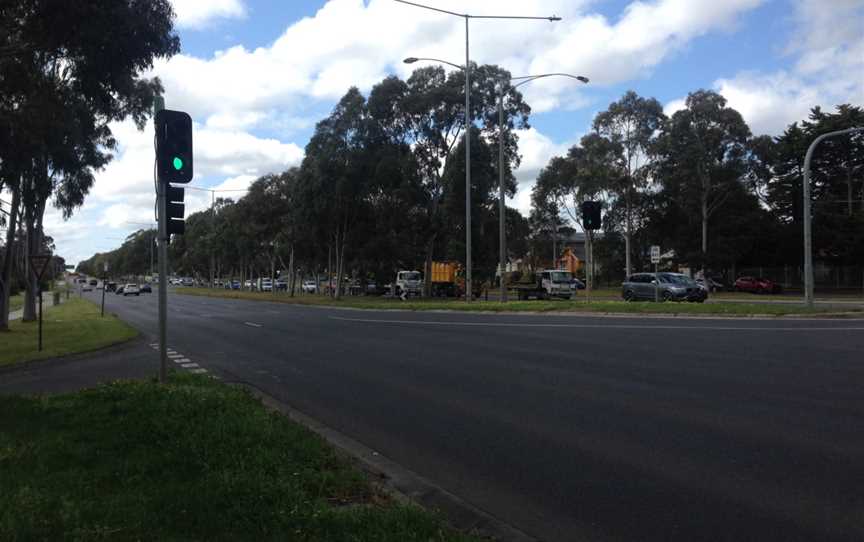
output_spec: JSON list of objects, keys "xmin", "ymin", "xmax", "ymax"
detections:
[{"xmin": 29, "ymin": 253, "xmax": 53, "ymax": 281}]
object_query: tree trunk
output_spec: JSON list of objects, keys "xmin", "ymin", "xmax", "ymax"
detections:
[
  {"xmin": 336, "ymin": 240, "xmax": 347, "ymax": 301},
  {"xmin": 22, "ymin": 204, "xmax": 37, "ymax": 322},
  {"xmin": 701, "ymin": 193, "xmax": 709, "ymax": 277},
  {"xmin": 0, "ymin": 185, "xmax": 21, "ymax": 331},
  {"xmin": 847, "ymin": 170, "xmax": 853, "ymax": 217},
  {"xmin": 327, "ymin": 243, "xmax": 333, "ymax": 298},
  {"xmin": 624, "ymin": 190, "xmax": 632, "ymax": 279},
  {"xmin": 288, "ymin": 244, "xmax": 295, "ymax": 298},
  {"xmin": 423, "ymin": 234, "xmax": 435, "ymax": 297}
]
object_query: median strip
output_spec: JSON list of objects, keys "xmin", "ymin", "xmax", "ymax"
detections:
[{"xmin": 0, "ymin": 373, "xmax": 477, "ymax": 541}]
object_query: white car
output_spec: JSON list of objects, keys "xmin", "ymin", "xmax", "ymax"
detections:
[
  {"xmin": 123, "ymin": 283, "xmax": 140, "ymax": 296},
  {"xmin": 260, "ymin": 278, "xmax": 273, "ymax": 292},
  {"xmin": 302, "ymin": 280, "xmax": 317, "ymax": 293}
]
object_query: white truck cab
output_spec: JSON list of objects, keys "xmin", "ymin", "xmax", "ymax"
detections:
[{"xmin": 395, "ymin": 270, "xmax": 423, "ymax": 298}]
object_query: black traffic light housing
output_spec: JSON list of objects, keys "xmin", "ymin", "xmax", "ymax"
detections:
[
  {"xmin": 155, "ymin": 109, "xmax": 193, "ymax": 184},
  {"xmin": 581, "ymin": 200, "xmax": 602, "ymax": 231},
  {"xmin": 166, "ymin": 185, "xmax": 185, "ymax": 236}
]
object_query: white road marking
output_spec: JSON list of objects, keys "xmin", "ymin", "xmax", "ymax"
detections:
[
  {"xmin": 168, "ymin": 354, "xmax": 183, "ymax": 359},
  {"xmin": 181, "ymin": 363, "xmax": 200, "ymax": 368},
  {"xmin": 329, "ymin": 316, "xmax": 864, "ymax": 332},
  {"xmin": 244, "ymin": 321, "xmax": 263, "ymax": 328}
]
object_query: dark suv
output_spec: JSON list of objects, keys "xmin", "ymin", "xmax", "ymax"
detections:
[{"xmin": 622, "ymin": 272, "xmax": 707, "ymax": 302}]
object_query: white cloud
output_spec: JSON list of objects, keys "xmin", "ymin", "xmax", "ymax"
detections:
[
  {"xmin": 510, "ymin": 127, "xmax": 578, "ymax": 214},
  {"xmin": 663, "ymin": 97, "xmax": 686, "ymax": 117},
  {"xmin": 172, "ymin": 0, "xmax": 246, "ymax": 29},
  {"xmin": 667, "ymin": 0, "xmax": 864, "ymax": 135},
  {"xmin": 150, "ymin": 0, "xmax": 765, "ymax": 122}
]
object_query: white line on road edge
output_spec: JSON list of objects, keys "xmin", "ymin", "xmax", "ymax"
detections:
[
  {"xmin": 181, "ymin": 363, "xmax": 200, "ymax": 368},
  {"xmin": 174, "ymin": 358, "xmax": 190, "ymax": 363},
  {"xmin": 329, "ymin": 316, "xmax": 864, "ymax": 332},
  {"xmin": 244, "ymin": 322, "xmax": 263, "ymax": 328}
]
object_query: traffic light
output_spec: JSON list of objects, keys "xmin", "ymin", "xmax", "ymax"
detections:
[
  {"xmin": 581, "ymin": 200, "xmax": 602, "ymax": 230},
  {"xmin": 166, "ymin": 185, "xmax": 185, "ymax": 236},
  {"xmin": 155, "ymin": 109, "xmax": 193, "ymax": 183}
]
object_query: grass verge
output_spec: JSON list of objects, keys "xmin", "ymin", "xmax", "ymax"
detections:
[
  {"xmin": 0, "ymin": 372, "xmax": 478, "ymax": 541},
  {"xmin": 0, "ymin": 297, "xmax": 138, "ymax": 367},
  {"xmin": 175, "ymin": 288, "xmax": 861, "ymax": 317},
  {"xmin": 8, "ymin": 293, "xmax": 24, "ymax": 313}
]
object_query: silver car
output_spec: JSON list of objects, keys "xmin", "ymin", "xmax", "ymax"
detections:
[{"xmin": 622, "ymin": 273, "xmax": 707, "ymax": 302}]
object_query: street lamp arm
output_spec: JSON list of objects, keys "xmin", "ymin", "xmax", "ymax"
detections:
[
  {"xmin": 393, "ymin": 0, "xmax": 561, "ymax": 21},
  {"xmin": 393, "ymin": 0, "xmax": 465, "ymax": 18},
  {"xmin": 511, "ymin": 73, "xmax": 589, "ymax": 89},
  {"xmin": 404, "ymin": 56, "xmax": 463, "ymax": 70}
]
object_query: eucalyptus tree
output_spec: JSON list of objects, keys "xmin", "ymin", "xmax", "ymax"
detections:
[{"xmin": 593, "ymin": 91, "xmax": 665, "ymax": 277}]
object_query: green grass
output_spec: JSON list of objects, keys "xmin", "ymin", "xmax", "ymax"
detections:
[
  {"xmin": 175, "ymin": 288, "xmax": 861, "ymax": 317},
  {"xmin": 0, "ymin": 373, "xmax": 478, "ymax": 541},
  {"xmin": 8, "ymin": 293, "xmax": 24, "ymax": 313},
  {"xmin": 0, "ymin": 297, "xmax": 138, "ymax": 367}
]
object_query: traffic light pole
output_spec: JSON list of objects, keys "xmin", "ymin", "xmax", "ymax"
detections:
[{"xmin": 155, "ymin": 96, "xmax": 168, "ymax": 383}]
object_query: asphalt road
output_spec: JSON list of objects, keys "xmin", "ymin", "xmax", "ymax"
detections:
[{"xmin": 87, "ymin": 289, "xmax": 864, "ymax": 541}]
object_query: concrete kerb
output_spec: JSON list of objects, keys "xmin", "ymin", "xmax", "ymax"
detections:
[{"xmin": 233, "ymin": 381, "xmax": 536, "ymax": 542}]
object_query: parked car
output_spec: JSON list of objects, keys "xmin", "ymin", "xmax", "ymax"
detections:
[
  {"xmin": 622, "ymin": 272, "xmax": 707, "ymax": 302},
  {"xmin": 140, "ymin": 283, "xmax": 152, "ymax": 293},
  {"xmin": 734, "ymin": 276, "xmax": 782, "ymax": 294},
  {"xmin": 82, "ymin": 284, "xmax": 93, "ymax": 292},
  {"xmin": 123, "ymin": 283, "xmax": 140, "ymax": 296},
  {"xmin": 696, "ymin": 277, "xmax": 726, "ymax": 293},
  {"xmin": 302, "ymin": 280, "xmax": 317, "ymax": 294},
  {"xmin": 275, "ymin": 279, "xmax": 287, "ymax": 291},
  {"xmin": 260, "ymin": 278, "xmax": 273, "ymax": 292},
  {"xmin": 106, "ymin": 282, "xmax": 117, "ymax": 292},
  {"xmin": 115, "ymin": 284, "xmax": 125, "ymax": 295}
]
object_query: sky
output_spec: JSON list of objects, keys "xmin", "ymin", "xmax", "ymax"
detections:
[{"xmin": 35, "ymin": 0, "xmax": 864, "ymax": 265}]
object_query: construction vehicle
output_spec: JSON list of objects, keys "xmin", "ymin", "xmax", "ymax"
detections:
[{"xmin": 510, "ymin": 269, "xmax": 576, "ymax": 300}]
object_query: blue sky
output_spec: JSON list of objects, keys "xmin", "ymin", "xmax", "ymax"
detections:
[{"xmin": 40, "ymin": 0, "xmax": 863, "ymax": 265}]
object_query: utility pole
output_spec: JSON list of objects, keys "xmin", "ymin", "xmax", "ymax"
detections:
[{"xmin": 155, "ymin": 96, "xmax": 168, "ymax": 383}]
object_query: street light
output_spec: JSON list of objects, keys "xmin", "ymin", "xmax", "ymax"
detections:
[
  {"xmin": 802, "ymin": 126, "xmax": 863, "ymax": 307},
  {"xmin": 497, "ymin": 73, "xmax": 588, "ymax": 301},
  {"xmin": 396, "ymin": 0, "xmax": 561, "ymax": 301}
]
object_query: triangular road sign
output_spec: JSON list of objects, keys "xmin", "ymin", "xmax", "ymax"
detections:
[{"xmin": 29, "ymin": 253, "xmax": 53, "ymax": 281}]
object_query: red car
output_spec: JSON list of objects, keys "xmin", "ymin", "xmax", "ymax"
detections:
[{"xmin": 734, "ymin": 276, "xmax": 782, "ymax": 294}]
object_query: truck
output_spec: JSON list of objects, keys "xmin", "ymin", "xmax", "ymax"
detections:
[
  {"xmin": 394, "ymin": 270, "xmax": 423, "ymax": 298},
  {"xmin": 510, "ymin": 269, "xmax": 576, "ymax": 300}
]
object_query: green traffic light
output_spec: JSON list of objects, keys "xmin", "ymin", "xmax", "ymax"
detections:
[{"xmin": 173, "ymin": 157, "xmax": 183, "ymax": 170}]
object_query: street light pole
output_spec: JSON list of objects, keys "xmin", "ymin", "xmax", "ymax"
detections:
[
  {"xmin": 395, "ymin": 0, "xmax": 560, "ymax": 301},
  {"xmin": 802, "ymin": 126, "xmax": 863, "ymax": 307},
  {"xmin": 464, "ymin": 15, "xmax": 472, "ymax": 301},
  {"xmin": 497, "ymin": 73, "xmax": 588, "ymax": 302}
]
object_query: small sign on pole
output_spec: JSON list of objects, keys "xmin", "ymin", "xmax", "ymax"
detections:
[
  {"xmin": 650, "ymin": 246, "xmax": 661, "ymax": 302},
  {"xmin": 28, "ymin": 253, "xmax": 53, "ymax": 352}
]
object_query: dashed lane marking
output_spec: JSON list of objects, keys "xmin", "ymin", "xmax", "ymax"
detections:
[
  {"xmin": 181, "ymin": 363, "xmax": 200, "ymax": 368},
  {"xmin": 244, "ymin": 321, "xmax": 263, "ymax": 328}
]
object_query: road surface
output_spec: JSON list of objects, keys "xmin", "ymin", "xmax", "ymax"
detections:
[{"xmin": 86, "ymin": 289, "xmax": 864, "ymax": 541}]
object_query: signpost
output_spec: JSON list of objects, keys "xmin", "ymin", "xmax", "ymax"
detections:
[
  {"xmin": 651, "ymin": 245, "xmax": 661, "ymax": 303},
  {"xmin": 101, "ymin": 261, "xmax": 108, "ymax": 317},
  {"xmin": 28, "ymin": 253, "xmax": 53, "ymax": 352}
]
